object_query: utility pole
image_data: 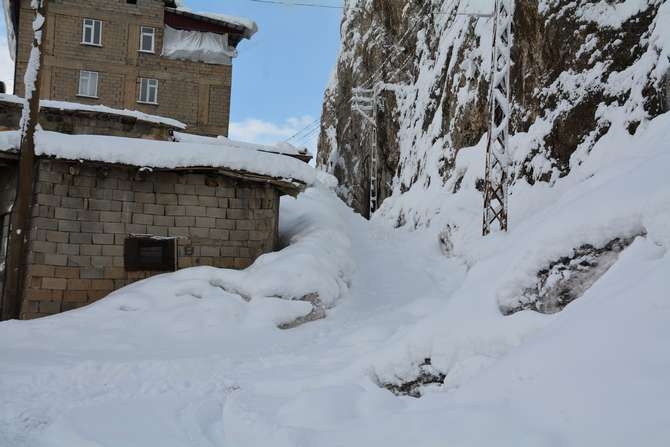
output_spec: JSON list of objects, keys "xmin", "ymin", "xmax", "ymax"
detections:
[
  {"xmin": 2, "ymin": 0, "xmax": 47, "ymax": 320},
  {"xmin": 482, "ymin": 0, "xmax": 513, "ymax": 236},
  {"xmin": 351, "ymin": 86, "xmax": 379, "ymax": 217}
]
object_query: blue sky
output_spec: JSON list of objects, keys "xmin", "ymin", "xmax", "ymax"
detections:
[{"xmin": 0, "ymin": 0, "xmax": 343, "ymax": 148}]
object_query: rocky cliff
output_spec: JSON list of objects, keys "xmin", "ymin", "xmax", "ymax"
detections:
[{"xmin": 318, "ymin": 0, "xmax": 669, "ymax": 220}]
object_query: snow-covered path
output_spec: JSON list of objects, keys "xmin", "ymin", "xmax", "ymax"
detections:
[
  {"xmin": 0, "ymin": 190, "xmax": 467, "ymax": 447},
  {"xmin": 1, "ymin": 113, "xmax": 670, "ymax": 446}
]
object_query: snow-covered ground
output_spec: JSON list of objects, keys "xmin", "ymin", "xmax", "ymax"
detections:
[{"xmin": 1, "ymin": 111, "xmax": 669, "ymax": 445}]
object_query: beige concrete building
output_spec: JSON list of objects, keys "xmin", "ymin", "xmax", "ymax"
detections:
[{"xmin": 6, "ymin": 0, "xmax": 256, "ymax": 136}]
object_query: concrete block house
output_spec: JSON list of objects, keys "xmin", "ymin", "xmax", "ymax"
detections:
[
  {"xmin": 0, "ymin": 132, "xmax": 313, "ymax": 320},
  {"xmin": 6, "ymin": 0, "xmax": 257, "ymax": 136},
  {"xmin": 0, "ymin": 1, "xmax": 315, "ymax": 320}
]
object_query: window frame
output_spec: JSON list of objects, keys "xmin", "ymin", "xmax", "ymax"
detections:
[
  {"xmin": 137, "ymin": 78, "xmax": 159, "ymax": 105},
  {"xmin": 139, "ymin": 26, "xmax": 156, "ymax": 54},
  {"xmin": 77, "ymin": 70, "xmax": 100, "ymax": 99},
  {"xmin": 82, "ymin": 18, "xmax": 103, "ymax": 47}
]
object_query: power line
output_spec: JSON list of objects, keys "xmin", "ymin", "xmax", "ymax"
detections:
[
  {"xmin": 247, "ymin": 0, "xmax": 343, "ymax": 9},
  {"xmin": 348, "ymin": 0, "xmax": 435, "ymax": 91},
  {"xmin": 286, "ymin": 0, "xmax": 436, "ymax": 143},
  {"xmin": 286, "ymin": 0, "xmax": 469, "ymax": 145}
]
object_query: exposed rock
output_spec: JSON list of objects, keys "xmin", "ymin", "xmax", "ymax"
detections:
[
  {"xmin": 501, "ymin": 237, "xmax": 637, "ymax": 315},
  {"xmin": 379, "ymin": 358, "xmax": 446, "ymax": 398},
  {"xmin": 278, "ymin": 293, "xmax": 327, "ymax": 329},
  {"xmin": 318, "ymin": 0, "xmax": 667, "ymax": 217}
]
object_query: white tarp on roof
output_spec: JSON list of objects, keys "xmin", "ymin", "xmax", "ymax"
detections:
[
  {"xmin": 0, "ymin": 130, "xmax": 316, "ymax": 185},
  {"xmin": 0, "ymin": 93, "xmax": 187, "ymax": 128},
  {"xmin": 162, "ymin": 25, "xmax": 236, "ymax": 65}
]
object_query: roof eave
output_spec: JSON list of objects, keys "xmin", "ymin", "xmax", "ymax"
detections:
[{"xmin": 164, "ymin": 7, "xmax": 256, "ymax": 40}]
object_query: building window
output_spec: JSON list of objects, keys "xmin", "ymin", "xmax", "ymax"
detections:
[
  {"xmin": 139, "ymin": 26, "xmax": 156, "ymax": 53},
  {"xmin": 82, "ymin": 18, "xmax": 102, "ymax": 46},
  {"xmin": 78, "ymin": 70, "xmax": 99, "ymax": 98},
  {"xmin": 124, "ymin": 236, "xmax": 177, "ymax": 272},
  {"xmin": 138, "ymin": 78, "xmax": 159, "ymax": 104}
]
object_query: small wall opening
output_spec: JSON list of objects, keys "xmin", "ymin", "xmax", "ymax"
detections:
[{"xmin": 124, "ymin": 236, "xmax": 177, "ymax": 272}]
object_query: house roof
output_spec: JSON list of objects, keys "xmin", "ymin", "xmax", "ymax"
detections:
[
  {"xmin": 173, "ymin": 132, "xmax": 313, "ymax": 163},
  {"xmin": 164, "ymin": 8, "xmax": 257, "ymax": 47},
  {"xmin": 0, "ymin": 130, "xmax": 315, "ymax": 195},
  {"xmin": 0, "ymin": 94, "xmax": 187, "ymax": 130}
]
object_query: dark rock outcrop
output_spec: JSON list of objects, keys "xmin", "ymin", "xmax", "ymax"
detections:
[{"xmin": 318, "ymin": 0, "xmax": 668, "ymax": 217}]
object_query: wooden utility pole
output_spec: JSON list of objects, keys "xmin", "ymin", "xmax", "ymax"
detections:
[{"xmin": 1, "ymin": 0, "xmax": 48, "ymax": 320}]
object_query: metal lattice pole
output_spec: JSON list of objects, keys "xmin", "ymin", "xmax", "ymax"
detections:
[
  {"xmin": 370, "ymin": 123, "xmax": 378, "ymax": 214},
  {"xmin": 351, "ymin": 87, "xmax": 379, "ymax": 217},
  {"xmin": 483, "ymin": 0, "xmax": 513, "ymax": 236}
]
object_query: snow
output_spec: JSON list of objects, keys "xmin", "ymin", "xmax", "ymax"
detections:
[
  {"xmin": 457, "ymin": 0, "xmax": 495, "ymax": 16},
  {"xmin": 18, "ymin": 5, "xmax": 44, "ymax": 135},
  {"xmin": 0, "ymin": 130, "xmax": 317, "ymax": 185},
  {"xmin": 0, "ymin": 0, "xmax": 669, "ymax": 443},
  {"xmin": 174, "ymin": 7, "xmax": 258, "ymax": 39},
  {"xmin": 2, "ymin": 0, "xmax": 15, "ymax": 61},
  {"xmin": 174, "ymin": 131, "xmax": 312, "ymax": 157},
  {"xmin": 0, "ymin": 105, "xmax": 669, "ymax": 445},
  {"xmin": 0, "ymin": 93, "xmax": 187, "ymax": 129},
  {"xmin": 162, "ymin": 25, "xmax": 236, "ymax": 65},
  {"xmin": 577, "ymin": 0, "xmax": 651, "ymax": 28}
]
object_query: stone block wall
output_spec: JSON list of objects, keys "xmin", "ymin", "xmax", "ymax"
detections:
[
  {"xmin": 19, "ymin": 159, "xmax": 279, "ymax": 319},
  {"xmin": 15, "ymin": 0, "xmax": 233, "ymax": 136}
]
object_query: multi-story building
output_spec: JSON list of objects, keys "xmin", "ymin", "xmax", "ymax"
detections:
[{"xmin": 5, "ymin": 0, "xmax": 257, "ymax": 136}]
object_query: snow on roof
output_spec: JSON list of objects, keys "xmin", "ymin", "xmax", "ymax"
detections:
[
  {"xmin": 173, "ymin": 7, "xmax": 258, "ymax": 38},
  {"xmin": 0, "ymin": 93, "xmax": 187, "ymax": 129},
  {"xmin": 173, "ymin": 132, "xmax": 312, "ymax": 158},
  {"xmin": 0, "ymin": 130, "xmax": 316, "ymax": 187}
]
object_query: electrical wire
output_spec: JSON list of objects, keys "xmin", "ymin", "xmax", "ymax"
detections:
[
  {"xmin": 285, "ymin": 0, "xmax": 470, "ymax": 145},
  {"xmin": 247, "ymin": 0, "xmax": 343, "ymax": 9}
]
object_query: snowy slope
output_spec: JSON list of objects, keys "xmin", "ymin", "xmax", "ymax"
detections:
[{"xmin": 0, "ymin": 108, "xmax": 668, "ymax": 445}]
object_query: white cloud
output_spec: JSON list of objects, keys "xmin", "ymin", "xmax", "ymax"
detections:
[
  {"xmin": 229, "ymin": 115, "xmax": 316, "ymax": 147},
  {"xmin": 0, "ymin": 37, "xmax": 14, "ymax": 94}
]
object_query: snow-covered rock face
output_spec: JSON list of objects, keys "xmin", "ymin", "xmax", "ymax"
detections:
[{"xmin": 318, "ymin": 0, "xmax": 669, "ymax": 218}]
